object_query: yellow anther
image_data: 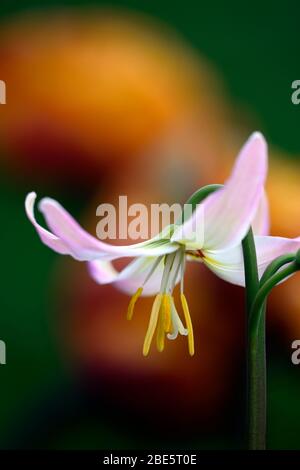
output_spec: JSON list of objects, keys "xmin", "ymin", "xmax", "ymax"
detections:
[
  {"xmin": 156, "ymin": 308, "xmax": 165, "ymax": 352},
  {"xmin": 180, "ymin": 293, "xmax": 195, "ymax": 356},
  {"xmin": 163, "ymin": 294, "xmax": 172, "ymax": 333},
  {"xmin": 143, "ymin": 294, "xmax": 163, "ymax": 356},
  {"xmin": 127, "ymin": 287, "xmax": 143, "ymax": 321}
]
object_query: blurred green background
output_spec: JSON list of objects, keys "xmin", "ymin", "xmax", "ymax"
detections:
[{"xmin": 0, "ymin": 0, "xmax": 300, "ymax": 450}]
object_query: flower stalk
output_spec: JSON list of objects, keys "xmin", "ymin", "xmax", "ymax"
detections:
[
  {"xmin": 247, "ymin": 252, "xmax": 300, "ymax": 450},
  {"xmin": 241, "ymin": 229, "xmax": 266, "ymax": 450},
  {"xmin": 186, "ymin": 186, "xmax": 266, "ymax": 449}
]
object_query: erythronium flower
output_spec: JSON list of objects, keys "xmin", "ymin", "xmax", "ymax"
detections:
[{"xmin": 26, "ymin": 131, "xmax": 279, "ymax": 356}]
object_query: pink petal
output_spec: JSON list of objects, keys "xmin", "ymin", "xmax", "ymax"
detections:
[
  {"xmin": 27, "ymin": 194, "xmax": 176, "ymax": 261},
  {"xmin": 251, "ymin": 191, "xmax": 270, "ymax": 236},
  {"xmin": 203, "ymin": 132, "xmax": 268, "ymax": 250},
  {"xmin": 39, "ymin": 197, "xmax": 113, "ymax": 261},
  {"xmin": 25, "ymin": 192, "xmax": 70, "ymax": 255},
  {"xmin": 173, "ymin": 132, "xmax": 268, "ymax": 250}
]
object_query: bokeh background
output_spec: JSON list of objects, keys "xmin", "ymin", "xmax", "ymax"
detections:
[{"xmin": 0, "ymin": 0, "xmax": 300, "ymax": 450}]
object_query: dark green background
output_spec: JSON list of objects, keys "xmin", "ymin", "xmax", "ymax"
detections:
[{"xmin": 0, "ymin": 0, "xmax": 299, "ymax": 449}]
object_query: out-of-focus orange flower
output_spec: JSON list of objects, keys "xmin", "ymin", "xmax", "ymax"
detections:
[
  {"xmin": 0, "ymin": 10, "xmax": 231, "ymax": 187},
  {"xmin": 267, "ymin": 157, "xmax": 300, "ymax": 238},
  {"xmin": 265, "ymin": 157, "xmax": 300, "ymax": 341}
]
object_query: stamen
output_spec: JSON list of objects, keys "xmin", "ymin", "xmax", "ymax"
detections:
[
  {"xmin": 180, "ymin": 293, "xmax": 195, "ymax": 356},
  {"xmin": 155, "ymin": 294, "xmax": 172, "ymax": 352},
  {"xmin": 143, "ymin": 255, "xmax": 163, "ymax": 287},
  {"xmin": 163, "ymin": 294, "xmax": 172, "ymax": 332},
  {"xmin": 160, "ymin": 253, "xmax": 176, "ymax": 293},
  {"xmin": 156, "ymin": 307, "xmax": 165, "ymax": 352},
  {"xmin": 167, "ymin": 297, "xmax": 188, "ymax": 340},
  {"xmin": 180, "ymin": 253, "xmax": 186, "ymax": 294},
  {"xmin": 127, "ymin": 287, "xmax": 143, "ymax": 320},
  {"xmin": 170, "ymin": 250, "xmax": 183, "ymax": 292},
  {"xmin": 143, "ymin": 294, "xmax": 163, "ymax": 356},
  {"xmin": 167, "ymin": 317, "xmax": 178, "ymax": 340}
]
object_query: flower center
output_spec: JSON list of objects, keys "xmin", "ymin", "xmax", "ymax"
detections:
[
  {"xmin": 127, "ymin": 248, "xmax": 194, "ymax": 356},
  {"xmin": 186, "ymin": 249, "xmax": 205, "ymax": 261}
]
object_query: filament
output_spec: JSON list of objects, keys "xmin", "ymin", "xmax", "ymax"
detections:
[
  {"xmin": 143, "ymin": 294, "xmax": 163, "ymax": 356},
  {"xmin": 127, "ymin": 287, "xmax": 143, "ymax": 320},
  {"xmin": 180, "ymin": 293, "xmax": 195, "ymax": 356}
]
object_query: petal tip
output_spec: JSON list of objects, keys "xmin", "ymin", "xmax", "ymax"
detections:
[
  {"xmin": 25, "ymin": 191, "xmax": 37, "ymax": 204},
  {"xmin": 249, "ymin": 131, "xmax": 267, "ymax": 149},
  {"xmin": 25, "ymin": 191, "xmax": 37, "ymax": 215},
  {"xmin": 243, "ymin": 131, "xmax": 268, "ymax": 175},
  {"xmin": 38, "ymin": 196, "xmax": 60, "ymax": 214}
]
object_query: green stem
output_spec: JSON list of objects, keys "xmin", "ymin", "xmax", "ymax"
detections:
[
  {"xmin": 183, "ymin": 184, "xmax": 271, "ymax": 449},
  {"xmin": 259, "ymin": 253, "xmax": 295, "ymax": 286},
  {"xmin": 242, "ymin": 229, "xmax": 265, "ymax": 449},
  {"xmin": 247, "ymin": 259, "xmax": 300, "ymax": 450},
  {"xmin": 242, "ymin": 229, "xmax": 260, "ymax": 313},
  {"xmin": 179, "ymin": 184, "xmax": 222, "ymax": 224},
  {"xmin": 250, "ymin": 262, "xmax": 299, "ymax": 338},
  {"xmin": 183, "ymin": 184, "xmax": 223, "ymax": 212},
  {"xmin": 248, "ymin": 303, "xmax": 266, "ymax": 450},
  {"xmin": 245, "ymin": 253, "xmax": 294, "ymax": 450}
]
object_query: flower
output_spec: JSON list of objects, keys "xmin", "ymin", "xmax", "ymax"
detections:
[
  {"xmin": 26, "ymin": 132, "xmax": 270, "ymax": 356},
  {"xmin": 1, "ymin": 11, "xmax": 226, "ymax": 187}
]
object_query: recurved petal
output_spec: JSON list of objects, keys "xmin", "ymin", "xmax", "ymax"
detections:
[
  {"xmin": 25, "ymin": 192, "xmax": 70, "ymax": 255},
  {"xmin": 26, "ymin": 193, "xmax": 177, "ymax": 261},
  {"xmin": 38, "ymin": 196, "xmax": 120, "ymax": 261}
]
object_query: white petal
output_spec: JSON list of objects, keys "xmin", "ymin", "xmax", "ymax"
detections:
[
  {"xmin": 203, "ymin": 245, "xmax": 245, "ymax": 286},
  {"xmin": 88, "ymin": 256, "xmax": 165, "ymax": 296},
  {"xmin": 202, "ymin": 235, "xmax": 300, "ymax": 287}
]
